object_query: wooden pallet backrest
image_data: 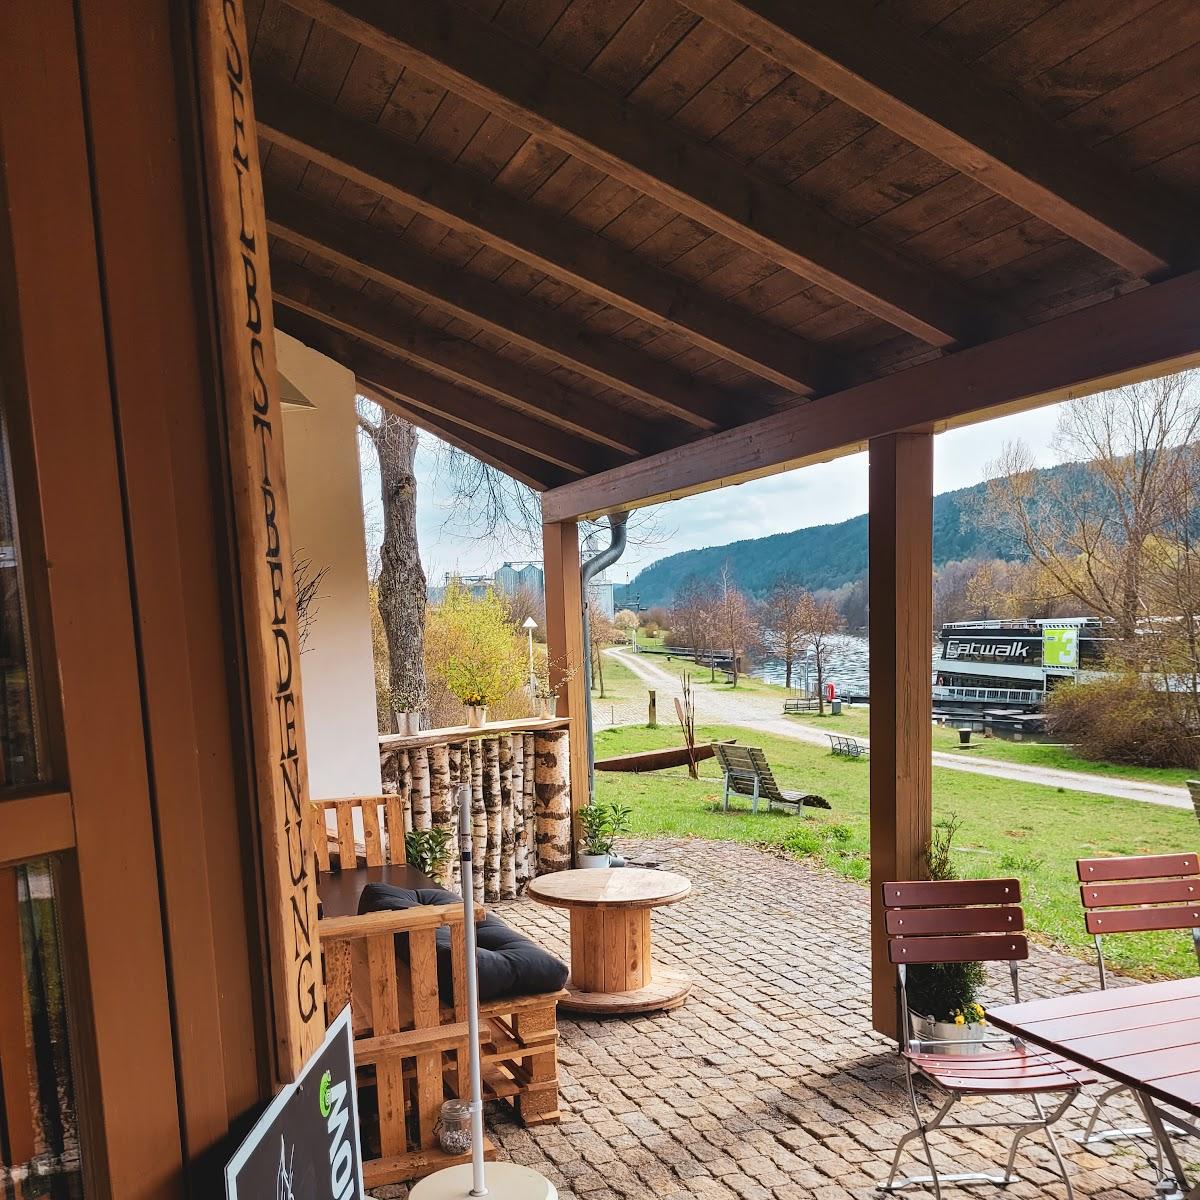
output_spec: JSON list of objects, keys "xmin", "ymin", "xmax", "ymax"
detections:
[
  {"xmin": 311, "ymin": 795, "xmax": 407, "ymax": 873},
  {"xmin": 883, "ymin": 878, "xmax": 1027, "ymax": 964},
  {"xmin": 1077, "ymin": 852, "xmax": 1200, "ymax": 936},
  {"xmin": 319, "ymin": 904, "xmax": 470, "ymax": 1155}
]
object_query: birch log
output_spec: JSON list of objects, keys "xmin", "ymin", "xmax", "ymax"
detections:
[
  {"xmin": 470, "ymin": 739, "xmax": 486, "ymax": 899},
  {"xmin": 522, "ymin": 734, "xmax": 536, "ymax": 882},
  {"xmin": 482, "ymin": 737, "xmax": 501, "ymax": 902},
  {"xmin": 534, "ymin": 729, "xmax": 572, "ymax": 874},
  {"xmin": 399, "ymin": 749, "xmax": 413, "ymax": 833},
  {"xmin": 447, "ymin": 744, "xmax": 462, "ymax": 889},
  {"xmin": 411, "ymin": 746, "xmax": 432, "ymax": 832},
  {"xmin": 512, "ymin": 736, "xmax": 527, "ymax": 889},
  {"xmin": 499, "ymin": 736, "xmax": 516, "ymax": 899},
  {"xmin": 428, "ymin": 743, "xmax": 453, "ymax": 887}
]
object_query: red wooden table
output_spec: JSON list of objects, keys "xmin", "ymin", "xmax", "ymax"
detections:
[{"xmin": 989, "ymin": 977, "xmax": 1200, "ymax": 1198}]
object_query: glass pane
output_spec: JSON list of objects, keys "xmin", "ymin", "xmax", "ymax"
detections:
[
  {"xmin": 0, "ymin": 401, "xmax": 42, "ymax": 787},
  {"xmin": 1, "ymin": 859, "xmax": 83, "ymax": 1199}
]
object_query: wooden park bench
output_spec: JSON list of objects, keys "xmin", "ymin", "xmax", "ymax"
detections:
[
  {"xmin": 713, "ymin": 742, "xmax": 830, "ymax": 815},
  {"xmin": 783, "ymin": 696, "xmax": 821, "ymax": 714},
  {"xmin": 828, "ymin": 734, "xmax": 865, "ymax": 758}
]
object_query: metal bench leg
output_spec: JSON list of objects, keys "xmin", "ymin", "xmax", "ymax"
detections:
[
  {"xmin": 722, "ymin": 773, "xmax": 730, "ymax": 812},
  {"xmin": 751, "ymin": 776, "xmax": 759, "ymax": 816}
]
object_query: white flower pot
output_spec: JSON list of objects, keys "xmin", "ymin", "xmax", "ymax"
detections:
[
  {"xmin": 578, "ymin": 853, "xmax": 610, "ymax": 869},
  {"xmin": 910, "ymin": 1012, "xmax": 1004, "ymax": 1055},
  {"xmin": 466, "ymin": 705, "xmax": 489, "ymax": 729},
  {"xmin": 537, "ymin": 696, "xmax": 554, "ymax": 719},
  {"xmin": 395, "ymin": 710, "xmax": 421, "ymax": 736}
]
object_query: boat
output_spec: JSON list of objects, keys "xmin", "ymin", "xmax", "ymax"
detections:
[
  {"xmin": 932, "ymin": 618, "xmax": 1108, "ymax": 727},
  {"xmin": 594, "ymin": 741, "xmax": 727, "ymax": 773}
]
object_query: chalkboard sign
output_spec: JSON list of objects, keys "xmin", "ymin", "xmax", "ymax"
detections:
[{"xmin": 226, "ymin": 1007, "xmax": 364, "ymax": 1199}]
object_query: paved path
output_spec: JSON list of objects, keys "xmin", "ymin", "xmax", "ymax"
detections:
[{"xmin": 606, "ymin": 648, "xmax": 1193, "ymax": 811}]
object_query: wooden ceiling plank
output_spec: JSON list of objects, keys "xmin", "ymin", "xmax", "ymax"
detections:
[
  {"xmin": 540, "ymin": 267, "xmax": 1200, "ymax": 521},
  {"xmin": 264, "ymin": 184, "xmax": 752, "ymax": 428},
  {"xmin": 254, "ymin": 73, "xmax": 841, "ymax": 393},
  {"xmin": 678, "ymin": 0, "xmax": 1193, "ymax": 279},
  {"xmin": 280, "ymin": 0, "xmax": 986, "ymax": 346},
  {"xmin": 355, "ymin": 381, "xmax": 567, "ymax": 491},
  {"xmin": 270, "ymin": 256, "xmax": 655, "ymax": 457}
]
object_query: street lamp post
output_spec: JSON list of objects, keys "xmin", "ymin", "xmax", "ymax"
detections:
[{"xmin": 523, "ymin": 616, "xmax": 538, "ymax": 696}]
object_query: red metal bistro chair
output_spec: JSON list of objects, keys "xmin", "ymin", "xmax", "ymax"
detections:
[
  {"xmin": 882, "ymin": 878, "xmax": 1094, "ymax": 1199},
  {"xmin": 1075, "ymin": 852, "xmax": 1200, "ymax": 1155}
]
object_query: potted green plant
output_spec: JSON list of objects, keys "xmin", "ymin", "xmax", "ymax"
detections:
[
  {"xmin": 405, "ymin": 827, "xmax": 452, "ymax": 879},
  {"xmin": 906, "ymin": 816, "xmax": 998, "ymax": 1055},
  {"xmin": 602, "ymin": 802, "xmax": 632, "ymax": 867},
  {"xmin": 390, "ymin": 684, "xmax": 421, "ymax": 736},
  {"xmin": 577, "ymin": 804, "xmax": 612, "ymax": 869}
]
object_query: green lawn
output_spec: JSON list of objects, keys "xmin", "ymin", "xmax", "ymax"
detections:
[
  {"xmin": 595, "ymin": 722, "xmax": 1199, "ymax": 980},
  {"xmin": 590, "ymin": 652, "xmax": 643, "ymax": 705}
]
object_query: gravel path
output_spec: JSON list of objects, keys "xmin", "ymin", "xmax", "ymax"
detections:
[{"xmin": 605, "ymin": 648, "xmax": 1194, "ymax": 811}]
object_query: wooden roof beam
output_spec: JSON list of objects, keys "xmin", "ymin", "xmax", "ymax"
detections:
[
  {"xmin": 265, "ymin": 185, "xmax": 754, "ymax": 430},
  {"xmin": 541, "ymin": 269, "xmax": 1200, "ymax": 521},
  {"xmin": 356, "ymin": 382, "xmax": 569, "ymax": 492},
  {"xmin": 270, "ymin": 257, "xmax": 655, "ymax": 459},
  {"xmin": 281, "ymin": 0, "xmax": 991, "ymax": 348},
  {"xmin": 253, "ymin": 75, "xmax": 841, "ymax": 396},
  {"xmin": 680, "ymin": 0, "xmax": 1193, "ymax": 279}
]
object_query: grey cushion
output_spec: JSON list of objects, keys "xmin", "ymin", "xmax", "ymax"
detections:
[{"xmin": 358, "ymin": 883, "xmax": 568, "ymax": 1003}]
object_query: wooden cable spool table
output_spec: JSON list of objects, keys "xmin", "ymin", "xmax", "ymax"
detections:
[{"xmin": 526, "ymin": 868, "xmax": 692, "ymax": 1015}]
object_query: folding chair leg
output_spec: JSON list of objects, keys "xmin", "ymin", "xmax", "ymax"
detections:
[
  {"xmin": 881, "ymin": 1080, "xmax": 954, "ymax": 1199},
  {"xmin": 1032, "ymin": 1093, "xmax": 1078, "ymax": 1200}
]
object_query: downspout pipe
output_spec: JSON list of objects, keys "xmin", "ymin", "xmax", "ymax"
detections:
[{"xmin": 580, "ymin": 512, "xmax": 629, "ymax": 804}]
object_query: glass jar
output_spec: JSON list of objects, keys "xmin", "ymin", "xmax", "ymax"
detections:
[{"xmin": 436, "ymin": 1099, "xmax": 473, "ymax": 1156}]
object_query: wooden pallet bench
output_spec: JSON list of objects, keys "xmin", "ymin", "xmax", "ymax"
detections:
[{"xmin": 828, "ymin": 734, "xmax": 865, "ymax": 758}]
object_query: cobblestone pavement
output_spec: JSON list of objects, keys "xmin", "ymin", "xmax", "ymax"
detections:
[{"xmin": 371, "ymin": 839, "xmax": 1189, "ymax": 1200}]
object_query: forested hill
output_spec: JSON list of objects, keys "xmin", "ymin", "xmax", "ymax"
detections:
[{"xmin": 617, "ymin": 470, "xmax": 1051, "ymax": 608}]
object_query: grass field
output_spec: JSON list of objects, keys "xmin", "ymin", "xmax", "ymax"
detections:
[{"xmin": 594, "ymin": 722, "xmax": 1200, "ymax": 980}]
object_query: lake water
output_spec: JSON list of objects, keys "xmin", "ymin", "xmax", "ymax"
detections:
[{"xmin": 752, "ymin": 634, "xmax": 942, "ymax": 697}]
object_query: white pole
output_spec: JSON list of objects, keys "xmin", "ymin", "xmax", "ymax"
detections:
[
  {"xmin": 458, "ymin": 784, "xmax": 488, "ymax": 1197},
  {"xmin": 528, "ymin": 628, "xmax": 535, "ymax": 693}
]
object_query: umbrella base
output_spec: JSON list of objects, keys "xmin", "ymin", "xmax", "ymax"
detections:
[{"xmin": 409, "ymin": 1161, "xmax": 558, "ymax": 1200}]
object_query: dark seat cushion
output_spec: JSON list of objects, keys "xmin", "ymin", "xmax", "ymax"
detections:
[{"xmin": 358, "ymin": 883, "xmax": 568, "ymax": 1004}]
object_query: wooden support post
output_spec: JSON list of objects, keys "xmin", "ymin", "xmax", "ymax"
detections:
[
  {"xmin": 648, "ymin": 689, "xmax": 657, "ymax": 727},
  {"xmin": 0, "ymin": 868, "xmax": 35, "ymax": 1167},
  {"xmin": 868, "ymin": 432, "xmax": 933, "ymax": 1040},
  {"xmin": 542, "ymin": 517, "xmax": 589, "ymax": 859}
]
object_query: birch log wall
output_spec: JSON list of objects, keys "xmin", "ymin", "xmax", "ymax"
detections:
[{"xmin": 379, "ymin": 717, "xmax": 572, "ymax": 901}]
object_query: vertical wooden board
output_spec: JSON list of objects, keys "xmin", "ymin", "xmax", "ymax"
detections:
[
  {"xmin": 0, "ymin": 868, "xmax": 35, "ymax": 1165},
  {"xmin": 868, "ymin": 431, "xmax": 933, "ymax": 1041},
  {"xmin": 362, "ymin": 798, "xmax": 383, "ymax": 867},
  {"xmin": 449, "ymin": 923, "xmax": 469, "ymax": 1098},
  {"xmin": 195, "ymin": 0, "xmax": 321, "ymax": 1080},
  {"xmin": 409, "ymin": 928, "xmax": 442, "ymax": 1147},
  {"xmin": 323, "ymin": 937, "xmax": 353, "ymax": 1019},
  {"xmin": 602, "ymin": 910, "xmax": 630, "ymax": 993},
  {"xmin": 385, "ymin": 793, "xmax": 406, "ymax": 864},
  {"xmin": 336, "ymin": 802, "xmax": 357, "ymax": 870},
  {"xmin": 312, "ymin": 805, "xmax": 331, "ymax": 872},
  {"xmin": 366, "ymin": 931, "xmax": 406, "ymax": 1157}
]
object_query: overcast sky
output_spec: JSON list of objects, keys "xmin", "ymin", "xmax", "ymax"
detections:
[{"xmin": 359, "ymin": 402, "xmax": 1067, "ymax": 585}]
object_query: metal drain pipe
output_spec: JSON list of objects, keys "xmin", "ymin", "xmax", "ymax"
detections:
[{"xmin": 580, "ymin": 512, "xmax": 629, "ymax": 803}]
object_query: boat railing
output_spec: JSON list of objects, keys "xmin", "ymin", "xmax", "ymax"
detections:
[{"xmin": 932, "ymin": 684, "xmax": 1044, "ymax": 706}]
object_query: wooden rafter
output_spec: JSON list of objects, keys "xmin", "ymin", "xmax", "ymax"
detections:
[
  {"xmin": 265, "ymin": 185, "xmax": 755, "ymax": 430},
  {"xmin": 278, "ymin": 0, "xmax": 991, "ymax": 348},
  {"xmin": 356, "ymin": 382, "xmax": 569, "ymax": 492},
  {"xmin": 541, "ymin": 269, "xmax": 1200, "ymax": 521},
  {"xmin": 254, "ymin": 75, "xmax": 841, "ymax": 396},
  {"xmin": 270, "ymin": 257, "xmax": 655, "ymax": 458},
  {"xmin": 680, "ymin": 0, "xmax": 1192, "ymax": 279},
  {"xmin": 274, "ymin": 307, "xmax": 615, "ymax": 476}
]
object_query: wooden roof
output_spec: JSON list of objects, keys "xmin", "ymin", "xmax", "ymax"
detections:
[{"xmin": 248, "ymin": 0, "xmax": 1200, "ymax": 512}]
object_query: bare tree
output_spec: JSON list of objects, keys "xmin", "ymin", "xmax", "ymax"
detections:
[
  {"xmin": 800, "ymin": 592, "xmax": 843, "ymax": 714},
  {"xmin": 714, "ymin": 562, "xmax": 757, "ymax": 687},
  {"xmin": 985, "ymin": 372, "xmax": 1200, "ymax": 640},
  {"xmin": 761, "ymin": 576, "xmax": 807, "ymax": 688},
  {"xmin": 358, "ymin": 400, "xmax": 427, "ymax": 719}
]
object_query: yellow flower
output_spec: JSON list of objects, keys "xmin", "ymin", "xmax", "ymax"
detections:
[
  {"xmin": 971, "ymin": 1003, "xmax": 985, "ymax": 1018},
  {"xmin": 954, "ymin": 1013, "xmax": 965, "ymax": 1025}
]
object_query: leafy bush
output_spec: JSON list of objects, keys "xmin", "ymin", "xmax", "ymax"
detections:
[
  {"xmin": 1047, "ymin": 673, "xmax": 1199, "ymax": 769},
  {"xmin": 425, "ymin": 584, "xmax": 526, "ymax": 712}
]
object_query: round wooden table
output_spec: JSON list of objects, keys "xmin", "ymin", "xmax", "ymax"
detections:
[{"xmin": 527, "ymin": 868, "xmax": 692, "ymax": 1015}]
